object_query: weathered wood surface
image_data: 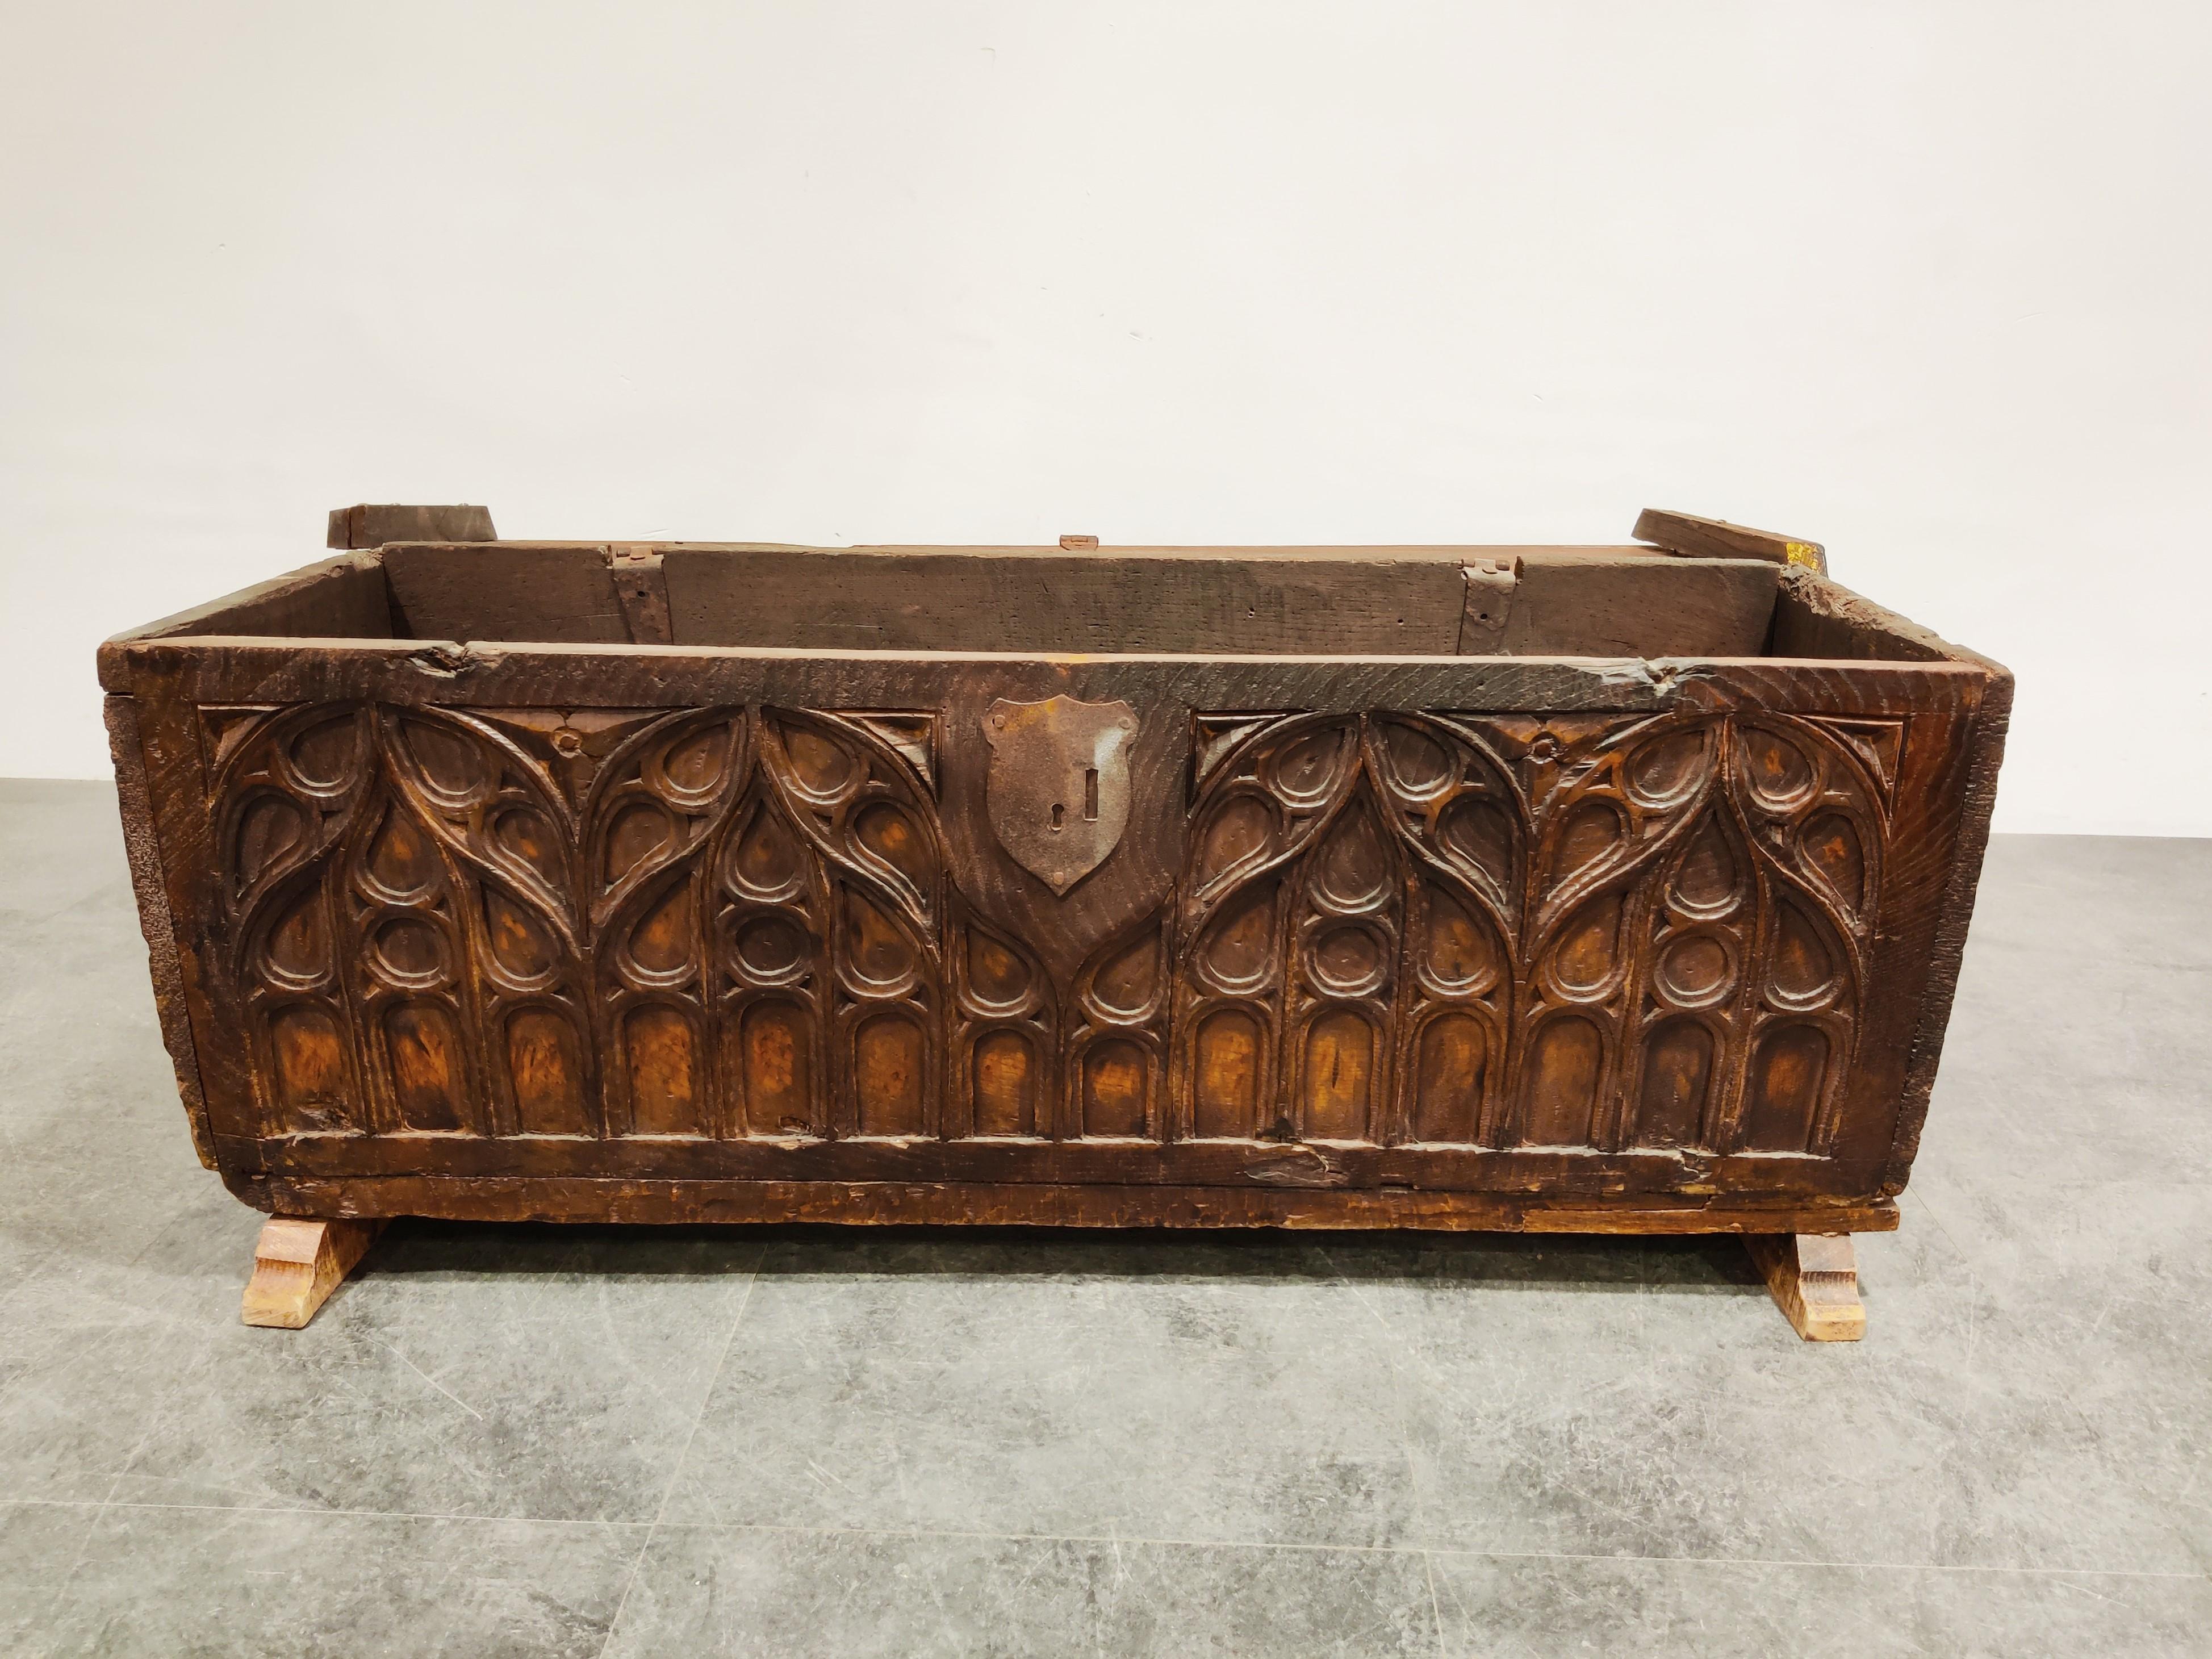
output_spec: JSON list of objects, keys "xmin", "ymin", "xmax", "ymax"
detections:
[
  {"xmin": 104, "ymin": 694, "xmax": 214, "ymax": 1167},
  {"xmin": 607, "ymin": 545, "xmax": 674, "ymax": 645},
  {"xmin": 239, "ymin": 1215, "xmax": 386, "ymax": 1328},
  {"xmin": 128, "ymin": 554, "xmax": 392, "ymax": 643},
  {"xmin": 1758, "ymin": 571, "xmax": 2016, "ymax": 1197},
  {"xmin": 210, "ymin": 1131, "xmax": 1900, "ymax": 1196},
  {"xmin": 383, "ymin": 544, "xmax": 634, "ymax": 645},
  {"xmin": 125, "ymin": 679, "xmax": 1970, "ymax": 1165},
  {"xmin": 658, "ymin": 547, "xmax": 1779, "ymax": 658},
  {"xmin": 1771, "ymin": 570, "xmax": 1949, "ymax": 663},
  {"xmin": 1873, "ymin": 604, "xmax": 2013, "ymax": 1194},
  {"xmin": 100, "ymin": 541, "xmax": 2007, "ymax": 1239},
  {"xmin": 1635, "ymin": 507, "xmax": 1828, "ymax": 576},
  {"xmin": 1497, "ymin": 555, "xmax": 1776, "ymax": 657},
  {"xmin": 327, "ymin": 504, "xmax": 496, "ymax": 549},
  {"xmin": 1746, "ymin": 1231, "xmax": 1866, "ymax": 1339},
  {"xmin": 99, "ymin": 636, "xmax": 1989, "ymax": 720},
  {"xmin": 666, "ymin": 545, "xmax": 1468, "ymax": 653},
  {"xmin": 363, "ymin": 543, "xmax": 1777, "ymax": 658},
  {"xmin": 231, "ymin": 1174, "xmax": 1897, "ymax": 1235}
]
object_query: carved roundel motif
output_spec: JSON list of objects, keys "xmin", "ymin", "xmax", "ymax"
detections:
[
  {"xmin": 1655, "ymin": 931, "xmax": 1737, "ymax": 1009},
  {"xmin": 1307, "ymin": 924, "xmax": 1387, "ymax": 997},
  {"xmin": 734, "ymin": 914, "xmax": 808, "ymax": 985},
  {"xmin": 371, "ymin": 916, "xmax": 449, "ymax": 988}
]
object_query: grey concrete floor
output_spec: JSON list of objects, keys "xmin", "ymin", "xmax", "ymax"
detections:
[{"xmin": 0, "ymin": 778, "xmax": 2207, "ymax": 1657}]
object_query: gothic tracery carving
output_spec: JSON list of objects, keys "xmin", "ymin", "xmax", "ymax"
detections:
[{"xmin": 219, "ymin": 701, "xmax": 1883, "ymax": 1161}]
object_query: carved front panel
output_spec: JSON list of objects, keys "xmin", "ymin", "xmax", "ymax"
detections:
[
  {"xmin": 208, "ymin": 701, "xmax": 1892, "ymax": 1169},
  {"xmin": 1174, "ymin": 711, "xmax": 1888, "ymax": 1153}
]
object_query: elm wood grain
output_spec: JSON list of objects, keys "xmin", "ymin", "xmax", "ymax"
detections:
[
  {"xmin": 1882, "ymin": 637, "xmax": 2013, "ymax": 1194},
  {"xmin": 122, "ymin": 672, "xmax": 240, "ymax": 1155},
  {"xmin": 326, "ymin": 503, "xmax": 496, "ymax": 549},
  {"xmin": 625, "ymin": 541, "xmax": 1666, "ymax": 570},
  {"xmin": 664, "ymin": 548, "xmax": 1472, "ymax": 654},
  {"xmin": 98, "ymin": 538, "xmax": 2003, "ymax": 1308},
  {"xmin": 1761, "ymin": 569, "xmax": 2016, "ymax": 1198},
  {"xmin": 228, "ymin": 1174, "xmax": 1899, "ymax": 1234},
  {"xmin": 726, "ymin": 542, "xmax": 1678, "ymax": 563},
  {"xmin": 98, "ymin": 638, "xmax": 1991, "ymax": 720},
  {"xmin": 149, "ymin": 540, "xmax": 1688, "ymax": 654},
  {"xmin": 1771, "ymin": 569, "xmax": 1953, "ymax": 663},
  {"xmin": 660, "ymin": 548, "xmax": 1776, "ymax": 658},
  {"xmin": 122, "ymin": 554, "xmax": 393, "ymax": 643},
  {"xmin": 1745, "ymin": 1231, "xmax": 1866, "ymax": 1340},
  {"xmin": 1635, "ymin": 507, "xmax": 1829, "ymax": 577},
  {"xmin": 106, "ymin": 649, "xmax": 1989, "ymax": 1196},
  {"xmin": 382, "ymin": 543, "xmax": 635, "ymax": 645},
  {"xmin": 239, "ymin": 1215, "xmax": 386, "ymax": 1328},
  {"xmin": 1796, "ymin": 707, "xmax": 1983, "ymax": 1180},
  {"xmin": 1500, "ymin": 555, "xmax": 1776, "ymax": 658},
  {"xmin": 93, "ymin": 633, "xmax": 1978, "ymax": 1188},
  {"xmin": 104, "ymin": 694, "xmax": 214, "ymax": 1167},
  {"xmin": 215, "ymin": 1129, "xmax": 1896, "ymax": 1200},
  {"xmin": 149, "ymin": 687, "xmax": 1965, "ymax": 1181}
]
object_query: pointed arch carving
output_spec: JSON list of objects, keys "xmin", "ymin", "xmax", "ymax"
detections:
[
  {"xmin": 1172, "ymin": 709, "xmax": 1885, "ymax": 1157},
  {"xmin": 756, "ymin": 709, "xmax": 948, "ymax": 1139},
  {"xmin": 210, "ymin": 697, "xmax": 1885, "ymax": 1169},
  {"xmin": 220, "ymin": 702, "xmax": 378, "ymax": 1136},
  {"xmin": 1068, "ymin": 909, "xmax": 1170, "ymax": 1139},
  {"xmin": 1173, "ymin": 713, "xmax": 1527, "ymax": 1148}
]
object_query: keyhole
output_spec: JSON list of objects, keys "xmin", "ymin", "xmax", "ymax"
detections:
[
  {"xmin": 1084, "ymin": 767, "xmax": 1099, "ymax": 821},
  {"xmin": 1050, "ymin": 803, "xmax": 1064, "ymax": 832}
]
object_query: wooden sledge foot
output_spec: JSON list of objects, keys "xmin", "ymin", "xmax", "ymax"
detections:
[
  {"xmin": 241, "ymin": 1216, "xmax": 386, "ymax": 1329},
  {"xmin": 1745, "ymin": 1232, "xmax": 1865, "ymax": 1342}
]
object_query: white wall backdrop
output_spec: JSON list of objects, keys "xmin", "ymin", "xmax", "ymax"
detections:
[{"xmin": 3, "ymin": 3, "xmax": 2206, "ymax": 832}]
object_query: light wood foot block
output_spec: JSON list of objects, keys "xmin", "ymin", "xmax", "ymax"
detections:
[
  {"xmin": 1745, "ymin": 1232, "xmax": 1865, "ymax": 1341},
  {"xmin": 241, "ymin": 1216, "xmax": 387, "ymax": 1329}
]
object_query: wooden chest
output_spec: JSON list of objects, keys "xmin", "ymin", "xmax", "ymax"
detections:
[{"xmin": 101, "ymin": 510, "xmax": 2009, "ymax": 1332}]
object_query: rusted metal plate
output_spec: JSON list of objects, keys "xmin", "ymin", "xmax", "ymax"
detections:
[{"xmin": 983, "ymin": 695, "xmax": 1138, "ymax": 895}]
